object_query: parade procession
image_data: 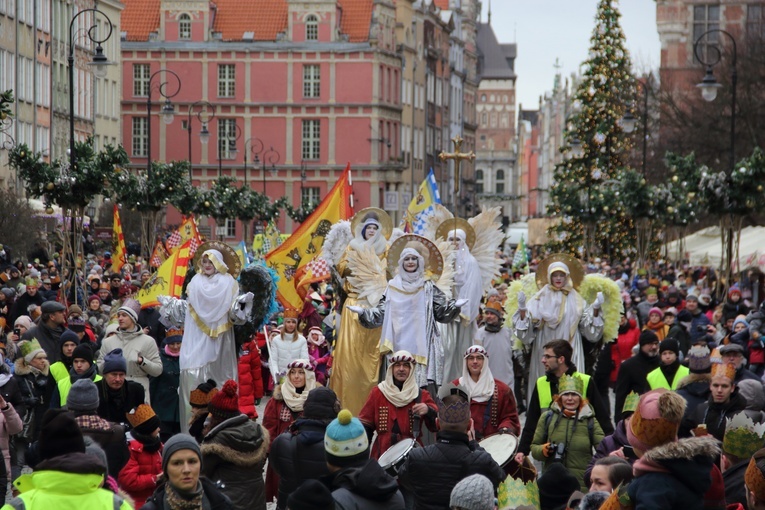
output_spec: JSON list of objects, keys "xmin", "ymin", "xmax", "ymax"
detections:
[{"xmin": 2, "ymin": 0, "xmax": 765, "ymax": 509}]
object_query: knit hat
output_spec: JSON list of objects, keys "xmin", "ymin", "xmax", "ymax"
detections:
[
  {"xmin": 126, "ymin": 404, "xmax": 161, "ymax": 435},
  {"xmin": 324, "ymin": 409, "xmax": 369, "ymax": 467},
  {"xmin": 66, "ymin": 378, "xmax": 100, "ymax": 412},
  {"xmin": 37, "ymin": 409, "xmax": 86, "ymax": 462},
  {"xmin": 687, "ymin": 345, "xmax": 712, "ymax": 373},
  {"xmin": 71, "ymin": 342, "xmax": 94, "ymax": 364},
  {"xmin": 659, "ymin": 339, "xmax": 679, "ymax": 356},
  {"xmin": 102, "ymin": 348, "xmax": 127, "ymax": 374},
  {"xmin": 449, "ymin": 474, "xmax": 495, "ymax": 510},
  {"xmin": 733, "ymin": 315, "xmax": 749, "ymax": 331},
  {"xmin": 537, "ymin": 463, "xmax": 580, "ymax": 510},
  {"xmin": 190, "ymin": 379, "xmax": 218, "ymax": 407},
  {"xmin": 626, "ymin": 389, "xmax": 686, "ymax": 453},
  {"xmin": 83, "ymin": 436, "xmax": 109, "ymax": 476},
  {"xmin": 68, "ymin": 304, "xmax": 83, "ymax": 317},
  {"xmin": 60, "ymin": 329, "xmax": 81, "ymax": 347},
  {"xmin": 209, "ymin": 379, "xmax": 241, "ymax": 420},
  {"xmin": 644, "ymin": 287, "xmax": 657, "ymax": 296},
  {"xmin": 163, "ymin": 327, "xmax": 184, "ymax": 345},
  {"xmin": 162, "ymin": 433, "xmax": 201, "ymax": 475},
  {"xmin": 14, "ymin": 315, "xmax": 33, "ymax": 330},
  {"xmin": 686, "ymin": 294, "xmax": 699, "ymax": 302},
  {"xmin": 68, "ymin": 316, "xmax": 86, "ymax": 332},
  {"xmin": 87, "ymin": 294, "xmax": 101, "ymax": 305},
  {"xmin": 579, "ymin": 491, "xmax": 610, "ymax": 510},
  {"xmin": 664, "ymin": 307, "xmax": 678, "ymax": 317},
  {"xmin": 638, "ymin": 330, "xmax": 659, "ymax": 347},
  {"xmin": 648, "ymin": 307, "xmax": 663, "ymax": 318},
  {"xmin": 287, "ymin": 479, "xmax": 335, "ymax": 510},
  {"xmin": 303, "ymin": 387, "xmax": 340, "ymax": 421},
  {"xmin": 18, "ymin": 339, "xmax": 45, "ymax": 363},
  {"xmin": 117, "ymin": 298, "xmax": 141, "ymax": 324},
  {"xmin": 104, "ymin": 322, "xmax": 119, "ymax": 338}
]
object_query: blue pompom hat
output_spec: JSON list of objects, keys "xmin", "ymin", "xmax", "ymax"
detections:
[{"xmin": 324, "ymin": 409, "xmax": 369, "ymax": 467}]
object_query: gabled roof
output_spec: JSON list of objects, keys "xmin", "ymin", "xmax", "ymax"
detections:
[
  {"xmin": 122, "ymin": 0, "xmax": 160, "ymax": 42},
  {"xmin": 476, "ymin": 22, "xmax": 517, "ymax": 80},
  {"xmin": 338, "ymin": 0, "xmax": 373, "ymax": 43}
]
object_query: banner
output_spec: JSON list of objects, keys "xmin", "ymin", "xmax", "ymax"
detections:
[
  {"xmin": 266, "ymin": 164, "xmax": 353, "ymax": 309},
  {"xmin": 401, "ymin": 168, "xmax": 441, "ymax": 234},
  {"xmin": 137, "ymin": 239, "xmax": 192, "ymax": 309},
  {"xmin": 235, "ymin": 240, "xmax": 251, "ymax": 267},
  {"xmin": 512, "ymin": 235, "xmax": 529, "ymax": 274},
  {"xmin": 112, "ymin": 205, "xmax": 127, "ymax": 272},
  {"xmin": 166, "ymin": 215, "xmax": 203, "ymax": 256},
  {"xmin": 149, "ymin": 237, "xmax": 170, "ymax": 268}
]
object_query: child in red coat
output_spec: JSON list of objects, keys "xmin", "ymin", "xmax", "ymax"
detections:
[
  {"xmin": 238, "ymin": 337, "xmax": 264, "ymax": 418},
  {"xmin": 118, "ymin": 404, "xmax": 163, "ymax": 508}
]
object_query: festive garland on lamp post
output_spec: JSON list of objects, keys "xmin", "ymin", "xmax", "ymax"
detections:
[
  {"xmin": 194, "ymin": 176, "xmax": 247, "ymax": 225},
  {"xmin": 284, "ymin": 198, "xmax": 319, "ymax": 224}
]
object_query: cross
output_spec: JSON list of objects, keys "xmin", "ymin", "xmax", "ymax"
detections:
[{"xmin": 438, "ymin": 136, "xmax": 475, "ymax": 195}]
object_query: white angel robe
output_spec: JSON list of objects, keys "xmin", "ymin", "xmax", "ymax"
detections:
[{"xmin": 475, "ymin": 325, "xmax": 515, "ymax": 391}]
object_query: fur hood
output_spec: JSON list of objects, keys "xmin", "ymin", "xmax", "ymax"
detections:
[
  {"xmin": 201, "ymin": 415, "xmax": 269, "ymax": 467},
  {"xmin": 676, "ymin": 372, "xmax": 712, "ymax": 390},
  {"xmin": 14, "ymin": 357, "xmax": 50, "ymax": 377},
  {"xmin": 640, "ymin": 436, "xmax": 720, "ymax": 466}
]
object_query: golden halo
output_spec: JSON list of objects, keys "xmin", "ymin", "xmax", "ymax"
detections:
[
  {"xmin": 192, "ymin": 241, "xmax": 242, "ymax": 279},
  {"xmin": 387, "ymin": 234, "xmax": 444, "ymax": 282},
  {"xmin": 436, "ymin": 218, "xmax": 476, "ymax": 250},
  {"xmin": 535, "ymin": 253, "xmax": 584, "ymax": 290},
  {"xmin": 350, "ymin": 207, "xmax": 393, "ymax": 240}
]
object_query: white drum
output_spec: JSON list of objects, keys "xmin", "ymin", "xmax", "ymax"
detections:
[
  {"xmin": 377, "ymin": 438, "xmax": 418, "ymax": 478},
  {"xmin": 479, "ymin": 433, "xmax": 518, "ymax": 467}
]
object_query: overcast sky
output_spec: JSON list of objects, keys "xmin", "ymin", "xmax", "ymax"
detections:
[{"xmin": 480, "ymin": 0, "xmax": 661, "ymax": 109}]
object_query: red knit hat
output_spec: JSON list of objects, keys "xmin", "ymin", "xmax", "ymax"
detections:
[{"xmin": 209, "ymin": 379, "xmax": 241, "ymax": 420}]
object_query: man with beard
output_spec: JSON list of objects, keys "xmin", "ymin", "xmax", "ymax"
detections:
[
  {"xmin": 614, "ymin": 330, "xmax": 660, "ymax": 421},
  {"xmin": 646, "ymin": 339, "xmax": 689, "ymax": 391},
  {"xmin": 475, "ymin": 302, "xmax": 515, "ymax": 390},
  {"xmin": 9, "ymin": 278, "xmax": 45, "ymax": 325},
  {"xmin": 21, "ymin": 301, "xmax": 67, "ymax": 362}
]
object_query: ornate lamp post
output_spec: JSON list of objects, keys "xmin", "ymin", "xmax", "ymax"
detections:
[
  {"xmin": 244, "ymin": 137, "xmax": 264, "ymax": 189},
  {"xmin": 146, "ymin": 69, "xmax": 181, "ymax": 176},
  {"xmin": 187, "ymin": 100, "xmax": 215, "ymax": 181}
]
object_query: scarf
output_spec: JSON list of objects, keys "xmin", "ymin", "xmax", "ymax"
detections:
[
  {"xmin": 70, "ymin": 363, "xmax": 98, "ymax": 382},
  {"xmin": 484, "ymin": 321, "xmax": 502, "ymax": 333},
  {"xmin": 391, "ymin": 247, "xmax": 426, "ymax": 293},
  {"xmin": 459, "ymin": 356, "xmax": 495, "ymax": 403},
  {"xmin": 164, "ymin": 345, "xmax": 180, "ymax": 358},
  {"xmin": 645, "ymin": 320, "xmax": 666, "ymax": 332},
  {"xmin": 378, "ymin": 362, "xmax": 419, "ymax": 408},
  {"xmin": 281, "ymin": 370, "xmax": 318, "ymax": 412},
  {"xmin": 660, "ymin": 359, "xmax": 681, "ymax": 383},
  {"xmin": 132, "ymin": 430, "xmax": 162, "ymax": 452},
  {"xmin": 164, "ymin": 481, "xmax": 205, "ymax": 510}
]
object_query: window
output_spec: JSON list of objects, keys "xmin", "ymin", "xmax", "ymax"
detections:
[
  {"xmin": 481, "ymin": 112, "xmax": 487, "ymax": 126},
  {"xmin": 302, "ymin": 186, "xmax": 321, "ymax": 205},
  {"xmin": 217, "ymin": 119, "xmax": 238, "ymax": 159},
  {"xmin": 218, "ymin": 64, "xmax": 235, "ymax": 97},
  {"xmin": 132, "ymin": 117, "xmax": 147, "ymax": 156},
  {"xmin": 133, "ymin": 64, "xmax": 150, "ymax": 97},
  {"xmin": 303, "ymin": 65, "xmax": 320, "ymax": 98},
  {"xmin": 475, "ymin": 169, "xmax": 484, "ymax": 194},
  {"xmin": 179, "ymin": 13, "xmax": 191, "ymax": 40},
  {"xmin": 495, "ymin": 169, "xmax": 505, "ymax": 194},
  {"xmin": 748, "ymin": 4, "xmax": 765, "ymax": 37},
  {"xmin": 305, "ymin": 14, "xmax": 318, "ymax": 41},
  {"xmin": 225, "ymin": 218, "xmax": 236, "ymax": 238},
  {"xmin": 481, "ymin": 94, "xmax": 486, "ymax": 102},
  {"xmin": 693, "ymin": 5, "xmax": 720, "ymax": 64},
  {"xmin": 302, "ymin": 120, "xmax": 320, "ymax": 160}
]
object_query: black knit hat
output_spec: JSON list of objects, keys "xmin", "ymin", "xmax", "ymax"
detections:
[
  {"xmin": 287, "ymin": 479, "xmax": 335, "ymax": 510},
  {"xmin": 639, "ymin": 330, "xmax": 659, "ymax": 347},
  {"xmin": 59, "ymin": 329, "xmax": 80, "ymax": 347},
  {"xmin": 37, "ymin": 409, "xmax": 86, "ymax": 462},
  {"xmin": 71, "ymin": 343, "xmax": 93, "ymax": 364},
  {"xmin": 303, "ymin": 387, "xmax": 339, "ymax": 421},
  {"xmin": 659, "ymin": 339, "xmax": 679, "ymax": 356},
  {"xmin": 537, "ymin": 463, "xmax": 580, "ymax": 510}
]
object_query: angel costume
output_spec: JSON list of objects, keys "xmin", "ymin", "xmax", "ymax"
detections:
[
  {"xmin": 356, "ymin": 246, "xmax": 461, "ymax": 387},
  {"xmin": 329, "ymin": 216, "xmax": 388, "ymax": 415},
  {"xmin": 441, "ymin": 229, "xmax": 485, "ymax": 383},
  {"xmin": 512, "ymin": 261, "xmax": 604, "ymax": 404}
]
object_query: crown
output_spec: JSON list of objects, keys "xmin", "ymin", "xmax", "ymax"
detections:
[
  {"xmin": 622, "ymin": 391, "xmax": 640, "ymax": 414},
  {"xmin": 437, "ymin": 399, "xmax": 471, "ymax": 424},
  {"xmin": 558, "ymin": 374, "xmax": 584, "ymax": 396},
  {"xmin": 484, "ymin": 301, "xmax": 504, "ymax": 315},
  {"xmin": 126, "ymin": 404, "xmax": 157, "ymax": 428},
  {"xmin": 497, "ymin": 476, "xmax": 540, "ymax": 510},
  {"xmin": 711, "ymin": 362, "xmax": 737, "ymax": 381},
  {"xmin": 599, "ymin": 483, "xmax": 632, "ymax": 510},
  {"xmin": 746, "ymin": 450, "xmax": 765, "ymax": 501},
  {"xmin": 283, "ymin": 308, "xmax": 300, "ymax": 319},
  {"xmin": 724, "ymin": 414, "xmax": 765, "ymax": 459}
]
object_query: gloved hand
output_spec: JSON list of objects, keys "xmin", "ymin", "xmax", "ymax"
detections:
[
  {"xmin": 593, "ymin": 291, "xmax": 605, "ymax": 310},
  {"xmin": 157, "ymin": 295, "xmax": 171, "ymax": 307},
  {"xmin": 454, "ymin": 298, "xmax": 468, "ymax": 309},
  {"xmin": 517, "ymin": 291, "xmax": 527, "ymax": 310},
  {"xmin": 346, "ymin": 305, "xmax": 365, "ymax": 315},
  {"xmin": 542, "ymin": 443, "xmax": 555, "ymax": 458}
]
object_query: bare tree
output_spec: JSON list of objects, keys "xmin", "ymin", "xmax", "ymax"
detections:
[{"xmin": 0, "ymin": 188, "xmax": 48, "ymax": 262}]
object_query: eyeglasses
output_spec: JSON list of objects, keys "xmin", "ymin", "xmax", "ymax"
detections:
[{"xmin": 541, "ymin": 354, "xmax": 560, "ymax": 360}]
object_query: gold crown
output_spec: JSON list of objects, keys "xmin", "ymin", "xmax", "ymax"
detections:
[
  {"xmin": 622, "ymin": 391, "xmax": 640, "ymax": 414},
  {"xmin": 497, "ymin": 476, "xmax": 540, "ymax": 510},
  {"xmin": 126, "ymin": 404, "xmax": 157, "ymax": 428},
  {"xmin": 711, "ymin": 362, "xmax": 737, "ymax": 381},
  {"xmin": 558, "ymin": 374, "xmax": 584, "ymax": 396},
  {"xmin": 746, "ymin": 450, "xmax": 765, "ymax": 501},
  {"xmin": 283, "ymin": 308, "xmax": 300, "ymax": 319},
  {"xmin": 724, "ymin": 414, "xmax": 765, "ymax": 459}
]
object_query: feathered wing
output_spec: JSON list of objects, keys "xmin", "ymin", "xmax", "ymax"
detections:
[
  {"xmin": 321, "ymin": 220, "xmax": 352, "ymax": 267},
  {"xmin": 503, "ymin": 274, "xmax": 539, "ymax": 329},
  {"xmin": 468, "ymin": 206, "xmax": 504, "ymax": 292},
  {"xmin": 422, "ymin": 204, "xmax": 454, "ymax": 240},
  {"xmin": 345, "ymin": 245, "xmax": 388, "ymax": 307},
  {"xmin": 389, "ymin": 227, "xmax": 405, "ymax": 245},
  {"xmin": 434, "ymin": 240, "xmax": 455, "ymax": 298},
  {"xmin": 580, "ymin": 274, "xmax": 622, "ymax": 342}
]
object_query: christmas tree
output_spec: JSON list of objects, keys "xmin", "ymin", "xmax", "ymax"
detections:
[{"xmin": 546, "ymin": 0, "xmax": 636, "ymax": 260}]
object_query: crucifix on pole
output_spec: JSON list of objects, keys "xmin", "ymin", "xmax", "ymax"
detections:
[{"xmin": 438, "ymin": 136, "xmax": 475, "ymax": 200}]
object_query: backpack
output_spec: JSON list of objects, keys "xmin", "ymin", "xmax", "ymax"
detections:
[{"xmin": 541, "ymin": 410, "xmax": 596, "ymax": 447}]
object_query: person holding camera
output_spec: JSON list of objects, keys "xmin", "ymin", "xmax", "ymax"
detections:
[{"xmin": 530, "ymin": 373, "xmax": 604, "ymax": 491}]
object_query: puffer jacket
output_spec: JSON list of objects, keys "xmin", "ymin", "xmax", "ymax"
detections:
[
  {"xmin": 269, "ymin": 333, "xmax": 308, "ymax": 376},
  {"xmin": 324, "ymin": 459, "xmax": 405, "ymax": 510},
  {"xmin": 141, "ymin": 477, "xmax": 232, "ymax": 510},
  {"xmin": 98, "ymin": 327, "xmax": 163, "ymax": 403},
  {"xmin": 676, "ymin": 372, "xmax": 712, "ymax": 435},
  {"xmin": 627, "ymin": 436, "xmax": 720, "ymax": 510},
  {"xmin": 0, "ymin": 400, "xmax": 22, "ymax": 478},
  {"xmin": 398, "ymin": 430, "xmax": 505, "ymax": 510},
  {"xmin": 270, "ymin": 418, "xmax": 331, "ymax": 510},
  {"xmin": 13, "ymin": 358, "xmax": 52, "ymax": 443},
  {"xmin": 584, "ymin": 418, "xmax": 632, "ymax": 486},
  {"xmin": 117, "ymin": 440, "xmax": 163, "ymax": 508},
  {"xmin": 201, "ymin": 414, "xmax": 269, "ymax": 510},
  {"xmin": 610, "ymin": 319, "xmax": 640, "ymax": 383},
  {"xmin": 237, "ymin": 340, "xmax": 264, "ymax": 419},
  {"xmin": 530, "ymin": 401, "xmax": 605, "ymax": 490}
]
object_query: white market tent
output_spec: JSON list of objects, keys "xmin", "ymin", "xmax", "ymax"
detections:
[{"xmin": 667, "ymin": 225, "xmax": 765, "ymax": 271}]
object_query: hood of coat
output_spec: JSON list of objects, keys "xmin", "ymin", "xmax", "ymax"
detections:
[
  {"xmin": 676, "ymin": 373, "xmax": 712, "ymax": 392},
  {"xmin": 329, "ymin": 459, "xmax": 400, "ymax": 502},
  {"xmin": 634, "ymin": 436, "xmax": 720, "ymax": 493},
  {"xmin": 14, "ymin": 357, "xmax": 50, "ymax": 377},
  {"xmin": 736, "ymin": 379, "xmax": 765, "ymax": 411},
  {"xmin": 201, "ymin": 414, "xmax": 269, "ymax": 467}
]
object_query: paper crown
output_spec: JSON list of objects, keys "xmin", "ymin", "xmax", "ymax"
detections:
[
  {"xmin": 711, "ymin": 362, "xmax": 737, "ymax": 381},
  {"xmin": 558, "ymin": 374, "xmax": 584, "ymax": 397},
  {"xmin": 497, "ymin": 476, "xmax": 540, "ymax": 510},
  {"xmin": 484, "ymin": 301, "xmax": 504, "ymax": 316},
  {"xmin": 622, "ymin": 391, "xmax": 640, "ymax": 414},
  {"xmin": 746, "ymin": 449, "xmax": 765, "ymax": 502},
  {"xmin": 126, "ymin": 404, "xmax": 157, "ymax": 429},
  {"xmin": 598, "ymin": 483, "xmax": 631, "ymax": 510},
  {"xmin": 283, "ymin": 308, "xmax": 300, "ymax": 319},
  {"xmin": 724, "ymin": 413, "xmax": 765, "ymax": 459}
]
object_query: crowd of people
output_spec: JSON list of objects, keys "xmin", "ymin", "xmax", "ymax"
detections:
[{"xmin": 1, "ymin": 209, "xmax": 765, "ymax": 510}]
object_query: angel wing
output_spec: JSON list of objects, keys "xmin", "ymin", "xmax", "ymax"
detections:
[
  {"xmin": 467, "ymin": 206, "xmax": 504, "ymax": 292},
  {"xmin": 434, "ymin": 240, "xmax": 455, "ymax": 298},
  {"xmin": 345, "ymin": 245, "xmax": 388, "ymax": 307},
  {"xmin": 389, "ymin": 227, "xmax": 405, "ymax": 246},
  {"xmin": 422, "ymin": 204, "xmax": 454, "ymax": 240},
  {"xmin": 580, "ymin": 274, "xmax": 622, "ymax": 342},
  {"xmin": 503, "ymin": 273, "xmax": 539, "ymax": 329},
  {"xmin": 320, "ymin": 220, "xmax": 352, "ymax": 267}
]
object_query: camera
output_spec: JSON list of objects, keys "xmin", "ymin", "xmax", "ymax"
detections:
[
  {"xmin": 13, "ymin": 328, "xmax": 20, "ymax": 336},
  {"xmin": 550, "ymin": 442, "xmax": 566, "ymax": 461}
]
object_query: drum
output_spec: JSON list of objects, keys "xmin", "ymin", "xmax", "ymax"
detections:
[
  {"xmin": 377, "ymin": 438, "xmax": 418, "ymax": 478},
  {"xmin": 479, "ymin": 433, "xmax": 518, "ymax": 467}
]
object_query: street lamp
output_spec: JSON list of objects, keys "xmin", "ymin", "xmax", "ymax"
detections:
[
  {"xmin": 68, "ymin": 8, "xmax": 114, "ymax": 173},
  {"xmin": 244, "ymin": 137, "xmax": 264, "ymax": 189},
  {"xmin": 260, "ymin": 146, "xmax": 280, "ymax": 195},
  {"xmin": 217, "ymin": 121, "xmax": 241, "ymax": 177},
  {"xmin": 300, "ymin": 160, "xmax": 307, "ymax": 203},
  {"xmin": 146, "ymin": 69, "xmax": 181, "ymax": 175},
  {"xmin": 620, "ymin": 75, "xmax": 652, "ymax": 175},
  {"xmin": 187, "ymin": 101, "xmax": 215, "ymax": 181}
]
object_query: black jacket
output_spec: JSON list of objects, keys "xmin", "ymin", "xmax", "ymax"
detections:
[
  {"xmin": 676, "ymin": 373, "xmax": 713, "ymax": 437},
  {"xmin": 688, "ymin": 391, "xmax": 747, "ymax": 441},
  {"xmin": 270, "ymin": 418, "xmax": 331, "ymax": 510},
  {"xmin": 22, "ymin": 323, "xmax": 65, "ymax": 363},
  {"xmin": 724, "ymin": 458, "xmax": 748, "ymax": 509},
  {"xmin": 323, "ymin": 459, "xmax": 404, "ymax": 510},
  {"xmin": 398, "ymin": 430, "xmax": 504, "ymax": 510},
  {"xmin": 95, "ymin": 378, "xmax": 145, "ymax": 427},
  {"xmin": 141, "ymin": 477, "xmax": 232, "ymax": 510},
  {"xmin": 614, "ymin": 351, "xmax": 660, "ymax": 420}
]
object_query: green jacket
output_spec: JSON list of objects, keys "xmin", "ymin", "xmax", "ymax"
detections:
[{"xmin": 530, "ymin": 402, "xmax": 604, "ymax": 491}]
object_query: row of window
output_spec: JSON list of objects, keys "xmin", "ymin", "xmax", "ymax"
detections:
[
  {"xmin": 0, "ymin": 52, "xmax": 51, "ymax": 108},
  {"xmin": 475, "ymin": 169, "xmax": 506, "ymax": 194}
]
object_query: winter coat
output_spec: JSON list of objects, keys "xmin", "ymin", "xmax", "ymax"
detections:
[
  {"xmin": 584, "ymin": 418, "xmax": 632, "ymax": 486},
  {"xmin": 610, "ymin": 319, "xmax": 640, "ymax": 383},
  {"xmin": 667, "ymin": 323, "xmax": 691, "ymax": 356},
  {"xmin": 0, "ymin": 400, "xmax": 22, "ymax": 478},
  {"xmin": 201, "ymin": 414, "xmax": 269, "ymax": 510},
  {"xmin": 269, "ymin": 333, "xmax": 308, "ymax": 376},
  {"xmin": 75, "ymin": 413, "xmax": 131, "ymax": 476},
  {"xmin": 149, "ymin": 350, "xmax": 180, "ymax": 425},
  {"xmin": 324, "ymin": 459, "xmax": 405, "ymax": 510},
  {"xmin": 13, "ymin": 358, "xmax": 52, "ymax": 443},
  {"xmin": 687, "ymin": 391, "xmax": 747, "ymax": 441},
  {"xmin": 736, "ymin": 379, "xmax": 765, "ymax": 423},
  {"xmin": 98, "ymin": 327, "xmax": 162, "ymax": 403},
  {"xmin": 270, "ymin": 418, "xmax": 332, "ymax": 510},
  {"xmin": 614, "ymin": 351, "xmax": 659, "ymax": 420},
  {"xmin": 237, "ymin": 340, "xmax": 264, "ymax": 419},
  {"xmin": 6, "ymin": 452, "xmax": 131, "ymax": 510},
  {"xmin": 530, "ymin": 402, "xmax": 605, "ymax": 490},
  {"xmin": 141, "ymin": 477, "xmax": 232, "ymax": 510},
  {"xmin": 22, "ymin": 323, "xmax": 65, "ymax": 363},
  {"xmin": 724, "ymin": 458, "xmax": 748, "ymax": 510},
  {"xmin": 689, "ymin": 309, "xmax": 712, "ymax": 344},
  {"xmin": 676, "ymin": 373, "xmax": 713, "ymax": 437},
  {"xmin": 627, "ymin": 436, "xmax": 720, "ymax": 510},
  {"xmin": 96, "ymin": 378, "xmax": 146, "ymax": 426},
  {"xmin": 117, "ymin": 440, "xmax": 163, "ymax": 508},
  {"xmin": 398, "ymin": 430, "xmax": 505, "ymax": 510}
]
